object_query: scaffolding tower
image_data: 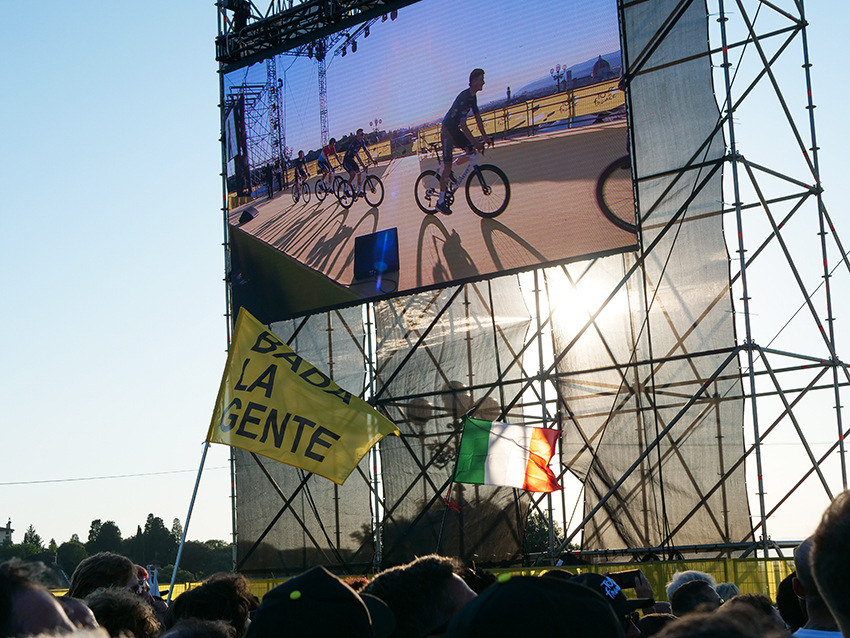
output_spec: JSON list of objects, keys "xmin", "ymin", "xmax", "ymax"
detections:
[{"xmin": 215, "ymin": 0, "xmax": 849, "ymax": 572}]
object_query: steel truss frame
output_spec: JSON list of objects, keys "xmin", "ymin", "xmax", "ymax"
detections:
[
  {"xmin": 218, "ymin": 0, "xmax": 849, "ymax": 571},
  {"xmin": 215, "ymin": 0, "xmax": 409, "ymax": 74},
  {"xmin": 225, "ymin": 80, "xmax": 283, "ymax": 196}
]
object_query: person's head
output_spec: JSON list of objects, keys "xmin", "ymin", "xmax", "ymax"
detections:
[
  {"xmin": 247, "ymin": 565, "xmax": 394, "ymax": 638},
  {"xmin": 811, "ymin": 489, "xmax": 850, "ymax": 634},
  {"xmin": 469, "ymin": 69, "xmax": 485, "ymax": 92},
  {"xmin": 447, "ymin": 574, "xmax": 626, "ymax": 638},
  {"xmin": 342, "ymin": 576, "xmax": 370, "ymax": 592},
  {"xmin": 364, "ymin": 554, "xmax": 476, "ymax": 638},
  {"xmin": 665, "ymin": 570, "xmax": 717, "ymax": 600},
  {"xmin": 298, "ymin": 149, "xmax": 304, "ymax": 158},
  {"xmin": 718, "ymin": 593, "xmax": 785, "ymax": 632},
  {"xmin": 456, "ymin": 566, "xmax": 497, "ymax": 595},
  {"xmin": 329, "ymin": 137, "xmax": 336, "ymax": 146},
  {"xmin": 59, "ymin": 596, "xmax": 99, "ymax": 629},
  {"xmin": 715, "ymin": 582, "xmax": 739, "ymax": 602},
  {"xmin": 84, "ymin": 586, "xmax": 160, "ymax": 638},
  {"xmin": 571, "ymin": 573, "xmax": 655, "ymax": 637},
  {"xmin": 356, "ymin": 128, "xmax": 365, "ymax": 140},
  {"xmin": 161, "ymin": 619, "xmax": 237, "ymax": 638},
  {"xmin": 670, "ymin": 580, "xmax": 721, "ymax": 617},
  {"xmin": 775, "ymin": 571, "xmax": 807, "ymax": 632},
  {"xmin": 636, "ymin": 613, "xmax": 676, "ymax": 638},
  {"xmin": 165, "ymin": 572, "xmax": 258, "ymax": 638},
  {"xmin": 653, "ymin": 607, "xmax": 786, "ymax": 638},
  {"xmin": 794, "ymin": 535, "xmax": 836, "ymax": 628},
  {"xmin": 0, "ymin": 559, "xmax": 77, "ymax": 638},
  {"xmin": 539, "ymin": 568, "xmax": 575, "ymax": 582},
  {"xmin": 68, "ymin": 552, "xmax": 137, "ymax": 600}
]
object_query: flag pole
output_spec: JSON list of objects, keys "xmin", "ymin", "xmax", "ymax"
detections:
[
  {"xmin": 436, "ymin": 409, "xmax": 475, "ymax": 553},
  {"xmin": 167, "ymin": 441, "xmax": 210, "ymax": 604}
]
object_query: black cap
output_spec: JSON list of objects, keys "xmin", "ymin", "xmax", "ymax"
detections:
[
  {"xmin": 446, "ymin": 574, "xmax": 626, "ymax": 638},
  {"xmin": 571, "ymin": 573, "xmax": 655, "ymax": 619},
  {"xmin": 246, "ymin": 566, "xmax": 395, "ymax": 638}
]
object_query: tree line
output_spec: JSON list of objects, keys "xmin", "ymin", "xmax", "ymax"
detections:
[{"xmin": 0, "ymin": 515, "xmax": 231, "ymax": 584}]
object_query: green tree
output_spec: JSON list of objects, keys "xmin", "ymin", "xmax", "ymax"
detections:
[
  {"xmin": 0, "ymin": 542, "xmax": 41, "ymax": 561},
  {"xmin": 202, "ymin": 540, "xmax": 232, "ymax": 575},
  {"xmin": 177, "ymin": 540, "xmax": 210, "ymax": 577},
  {"xmin": 87, "ymin": 520, "xmax": 102, "ymax": 546},
  {"xmin": 86, "ymin": 520, "xmax": 123, "ymax": 555},
  {"xmin": 171, "ymin": 539, "xmax": 231, "ymax": 579},
  {"xmin": 122, "ymin": 525, "xmax": 145, "ymax": 565},
  {"xmin": 143, "ymin": 514, "xmax": 177, "ymax": 565},
  {"xmin": 69, "ymin": 533, "xmax": 81, "ymax": 543},
  {"xmin": 48, "ymin": 538, "xmax": 58, "ymax": 553},
  {"xmin": 171, "ymin": 518, "xmax": 183, "ymax": 542},
  {"xmin": 57, "ymin": 541, "xmax": 88, "ymax": 577},
  {"xmin": 524, "ymin": 511, "xmax": 566, "ymax": 554},
  {"xmin": 159, "ymin": 564, "xmax": 196, "ymax": 584},
  {"xmin": 23, "ymin": 525, "xmax": 44, "ymax": 551}
]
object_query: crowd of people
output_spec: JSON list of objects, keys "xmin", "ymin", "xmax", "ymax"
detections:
[{"xmin": 2, "ymin": 489, "xmax": 848, "ymax": 637}]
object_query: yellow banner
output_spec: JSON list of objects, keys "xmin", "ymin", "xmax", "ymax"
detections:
[{"xmin": 206, "ymin": 309, "xmax": 398, "ymax": 485}]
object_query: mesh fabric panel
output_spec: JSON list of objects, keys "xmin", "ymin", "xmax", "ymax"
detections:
[
  {"xmin": 234, "ymin": 307, "xmax": 375, "ymax": 575},
  {"xmin": 554, "ymin": 0, "xmax": 751, "ymax": 552},
  {"xmin": 373, "ymin": 278, "xmax": 532, "ymax": 566}
]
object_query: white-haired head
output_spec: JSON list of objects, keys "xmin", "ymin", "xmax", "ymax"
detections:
[{"xmin": 665, "ymin": 570, "xmax": 717, "ymax": 600}]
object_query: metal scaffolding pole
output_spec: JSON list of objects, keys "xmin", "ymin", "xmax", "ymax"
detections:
[{"xmin": 717, "ymin": 0, "xmax": 769, "ymax": 558}]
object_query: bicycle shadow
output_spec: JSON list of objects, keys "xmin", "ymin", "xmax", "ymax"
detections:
[
  {"xmin": 480, "ymin": 217, "xmax": 549, "ymax": 273},
  {"xmin": 416, "ymin": 216, "xmax": 480, "ymax": 288}
]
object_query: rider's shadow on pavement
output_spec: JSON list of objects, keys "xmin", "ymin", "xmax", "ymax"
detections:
[{"xmin": 417, "ymin": 217, "xmax": 480, "ymax": 287}]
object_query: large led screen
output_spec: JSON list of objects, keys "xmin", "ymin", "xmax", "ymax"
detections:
[{"xmin": 223, "ymin": 0, "xmax": 637, "ymax": 322}]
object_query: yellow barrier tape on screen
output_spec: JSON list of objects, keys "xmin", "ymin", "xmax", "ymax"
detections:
[{"xmin": 206, "ymin": 309, "xmax": 399, "ymax": 485}]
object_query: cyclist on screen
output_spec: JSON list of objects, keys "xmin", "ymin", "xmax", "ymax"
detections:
[
  {"xmin": 343, "ymin": 128, "xmax": 377, "ymax": 194},
  {"xmin": 292, "ymin": 150, "xmax": 309, "ymax": 188},
  {"xmin": 436, "ymin": 68, "xmax": 494, "ymax": 215},
  {"xmin": 317, "ymin": 138, "xmax": 341, "ymax": 187}
]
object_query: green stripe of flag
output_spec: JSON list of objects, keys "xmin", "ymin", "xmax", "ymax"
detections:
[{"xmin": 454, "ymin": 416, "xmax": 494, "ymax": 484}]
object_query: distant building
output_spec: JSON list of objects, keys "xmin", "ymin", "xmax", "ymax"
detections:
[
  {"xmin": 2, "ymin": 519, "xmax": 13, "ymax": 544},
  {"xmin": 592, "ymin": 55, "xmax": 615, "ymax": 81}
]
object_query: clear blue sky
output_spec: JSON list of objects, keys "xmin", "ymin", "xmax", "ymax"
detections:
[{"xmin": 1, "ymin": 2, "xmax": 847, "ymax": 550}]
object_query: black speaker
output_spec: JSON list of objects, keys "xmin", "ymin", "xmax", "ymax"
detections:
[
  {"xmin": 238, "ymin": 206, "xmax": 258, "ymax": 225},
  {"xmin": 353, "ymin": 228, "xmax": 399, "ymax": 280}
]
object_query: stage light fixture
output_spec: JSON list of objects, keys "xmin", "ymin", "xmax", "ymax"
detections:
[
  {"xmin": 308, "ymin": 44, "xmax": 313, "ymax": 58},
  {"xmin": 364, "ymin": 25, "xmax": 370, "ymax": 37},
  {"xmin": 391, "ymin": 9, "xmax": 398, "ymax": 20},
  {"xmin": 382, "ymin": 14, "xmax": 387, "ymax": 21},
  {"xmin": 342, "ymin": 45, "xmax": 347, "ymax": 57},
  {"xmin": 351, "ymin": 40, "xmax": 357, "ymax": 52}
]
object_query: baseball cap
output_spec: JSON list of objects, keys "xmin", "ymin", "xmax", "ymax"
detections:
[
  {"xmin": 446, "ymin": 574, "xmax": 626, "ymax": 638},
  {"xmin": 571, "ymin": 572, "xmax": 655, "ymax": 619},
  {"xmin": 246, "ymin": 566, "xmax": 395, "ymax": 638}
]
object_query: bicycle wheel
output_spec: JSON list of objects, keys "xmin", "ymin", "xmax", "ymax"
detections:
[
  {"xmin": 333, "ymin": 175, "xmax": 346, "ymax": 195},
  {"xmin": 363, "ymin": 175, "xmax": 384, "ymax": 207},
  {"xmin": 315, "ymin": 179, "xmax": 328, "ymax": 202},
  {"xmin": 291, "ymin": 182, "xmax": 300, "ymax": 204},
  {"xmin": 595, "ymin": 155, "xmax": 637, "ymax": 233},
  {"xmin": 301, "ymin": 182, "xmax": 311, "ymax": 204},
  {"xmin": 414, "ymin": 170, "xmax": 440, "ymax": 214},
  {"xmin": 466, "ymin": 164, "xmax": 510, "ymax": 218},
  {"xmin": 336, "ymin": 179, "xmax": 354, "ymax": 209}
]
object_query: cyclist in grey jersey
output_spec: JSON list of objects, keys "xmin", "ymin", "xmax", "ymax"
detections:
[{"xmin": 437, "ymin": 68, "xmax": 493, "ymax": 215}]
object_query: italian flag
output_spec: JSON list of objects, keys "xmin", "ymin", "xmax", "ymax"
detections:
[{"xmin": 454, "ymin": 416, "xmax": 562, "ymax": 492}]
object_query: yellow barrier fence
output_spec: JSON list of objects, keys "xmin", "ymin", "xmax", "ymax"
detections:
[
  {"xmin": 414, "ymin": 77, "xmax": 624, "ymax": 154},
  {"xmin": 124, "ymin": 557, "xmax": 792, "ymax": 603}
]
